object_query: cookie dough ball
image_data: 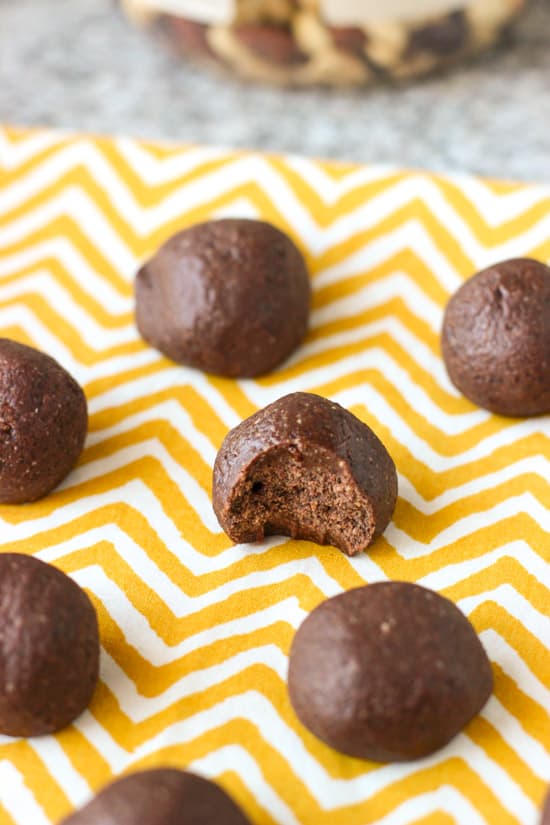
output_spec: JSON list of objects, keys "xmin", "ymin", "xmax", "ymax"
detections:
[
  {"xmin": 135, "ymin": 219, "xmax": 311, "ymax": 377},
  {"xmin": 213, "ymin": 392, "xmax": 397, "ymax": 556},
  {"xmin": 288, "ymin": 582, "xmax": 493, "ymax": 762},
  {"xmin": 0, "ymin": 554, "xmax": 99, "ymax": 737},
  {"xmin": 60, "ymin": 768, "xmax": 252, "ymax": 825},
  {"xmin": 442, "ymin": 258, "xmax": 550, "ymax": 416},
  {"xmin": 0, "ymin": 338, "xmax": 88, "ymax": 503}
]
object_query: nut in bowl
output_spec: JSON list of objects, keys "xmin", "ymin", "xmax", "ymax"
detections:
[{"xmin": 119, "ymin": 0, "xmax": 527, "ymax": 85}]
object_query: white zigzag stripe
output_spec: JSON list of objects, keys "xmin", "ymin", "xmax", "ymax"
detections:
[
  {"xmin": 10, "ymin": 634, "xmax": 536, "ymax": 824},
  {"xmin": 0, "ymin": 140, "xmax": 227, "ymax": 215},
  {"xmin": 119, "ymin": 135, "xmax": 547, "ymax": 232},
  {"xmin": 89, "ymin": 368, "xmax": 241, "ymax": 429},
  {"xmin": 0, "ymin": 279, "xmax": 452, "ymax": 408},
  {"xmin": 75, "ymin": 428, "xmax": 550, "ymax": 520},
  {"xmin": 107, "ymin": 617, "xmax": 547, "ymax": 727},
  {"xmin": 189, "ymin": 747, "xmax": 301, "ymax": 825},
  {"xmin": 419, "ymin": 542, "xmax": 550, "ymax": 591},
  {"xmin": 0, "ymin": 187, "xmax": 137, "ymax": 275},
  {"xmin": 34, "ymin": 549, "xmax": 549, "ymax": 711},
  {"xmin": 0, "ymin": 763, "xmax": 50, "ymax": 825},
  {"xmin": 75, "ymin": 577, "xmax": 305, "ymax": 668},
  {"xmin": 1, "ymin": 303, "xmax": 543, "ymax": 456},
  {"xmin": 69, "ymin": 557, "xmax": 350, "ymax": 619},
  {"xmin": 60, "ymin": 440, "xmax": 220, "ymax": 533},
  {"xmin": 99, "ymin": 645, "xmax": 289, "ymax": 722},
  {"xmin": 386, "ymin": 494, "xmax": 549, "ymax": 557},
  {"xmin": 87, "ymin": 405, "xmax": 550, "ymax": 506},
  {"xmin": 459, "ymin": 585, "xmax": 550, "ymax": 643},
  {"xmin": 92, "ymin": 631, "xmax": 548, "ymax": 761},
  {"xmin": 0, "ymin": 237, "xmax": 129, "ymax": 309},
  {"xmin": 480, "ymin": 630, "xmax": 550, "ymax": 712},
  {"xmin": 334, "ymin": 387, "xmax": 546, "ymax": 466},
  {"xmin": 0, "ymin": 271, "xmax": 134, "ymax": 348},
  {"xmin": 435, "ymin": 171, "xmax": 550, "ymax": 229},
  {"xmin": 398, "ymin": 457, "xmax": 549, "ymax": 512},
  {"xmin": 2, "ymin": 129, "xmax": 548, "ymax": 825},
  {"xmin": 367, "ymin": 786, "xmax": 489, "ymax": 825},
  {"xmin": 241, "ymin": 357, "xmax": 489, "ymax": 435},
  {"xmin": 316, "ymin": 220, "xmax": 460, "ymax": 290},
  {"xmin": 9, "ymin": 142, "xmax": 547, "ymax": 270},
  {"xmin": 311, "ymin": 271, "xmax": 442, "ymax": 330},
  {"xmin": 483, "ymin": 698, "xmax": 550, "ymax": 779},
  {"xmin": 5, "ymin": 152, "xmax": 550, "ymax": 281},
  {"xmin": 2, "ymin": 473, "xmax": 546, "ymax": 570},
  {"xmin": 0, "ymin": 129, "xmax": 66, "ymax": 169},
  {"xmin": 0, "ymin": 305, "xmax": 158, "ymax": 388},
  {"xmin": 211, "ymin": 197, "xmax": 261, "ymax": 221},
  {"xmin": 36, "ymin": 528, "xmax": 385, "ymax": 608},
  {"xmin": 67, "ymin": 690, "xmax": 537, "ymax": 822},
  {"xmin": 289, "ymin": 319, "xmax": 456, "ymax": 402},
  {"xmin": 73, "ymin": 710, "xmax": 128, "ymax": 766},
  {"xmin": 28, "ymin": 739, "xmax": 90, "ymax": 806},
  {"xmin": 118, "ymin": 138, "xmax": 393, "ymax": 194},
  {"xmin": 35, "ymin": 523, "xmax": 547, "ymax": 636},
  {"xmin": 285, "ymin": 154, "xmax": 550, "ymax": 226},
  {"xmin": 86, "ymin": 400, "xmax": 219, "ymax": 463},
  {"xmin": 89, "ymin": 367, "xmax": 546, "ymax": 473},
  {"xmin": 165, "ymin": 750, "xmax": 494, "ymax": 825},
  {"xmin": 114, "ymin": 138, "xmax": 235, "ymax": 185}
]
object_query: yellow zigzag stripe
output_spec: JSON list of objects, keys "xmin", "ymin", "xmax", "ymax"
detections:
[{"xmin": 0, "ymin": 128, "xmax": 548, "ymax": 825}]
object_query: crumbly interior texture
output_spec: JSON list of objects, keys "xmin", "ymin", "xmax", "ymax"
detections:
[{"xmin": 224, "ymin": 446, "xmax": 375, "ymax": 556}]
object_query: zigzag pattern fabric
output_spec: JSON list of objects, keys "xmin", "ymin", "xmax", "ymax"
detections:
[{"xmin": 0, "ymin": 126, "xmax": 548, "ymax": 825}]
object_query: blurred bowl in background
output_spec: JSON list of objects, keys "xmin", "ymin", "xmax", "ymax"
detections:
[{"xmin": 118, "ymin": 0, "xmax": 527, "ymax": 86}]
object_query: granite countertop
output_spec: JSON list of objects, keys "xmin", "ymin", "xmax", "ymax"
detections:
[{"xmin": 1, "ymin": 0, "xmax": 549, "ymax": 182}]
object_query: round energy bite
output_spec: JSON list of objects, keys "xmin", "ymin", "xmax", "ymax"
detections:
[
  {"xmin": 0, "ymin": 338, "xmax": 88, "ymax": 503},
  {"xmin": 60, "ymin": 768, "xmax": 252, "ymax": 825},
  {"xmin": 288, "ymin": 582, "xmax": 493, "ymax": 762},
  {"xmin": 135, "ymin": 219, "xmax": 311, "ymax": 377},
  {"xmin": 442, "ymin": 258, "xmax": 550, "ymax": 416},
  {"xmin": 212, "ymin": 392, "xmax": 397, "ymax": 556},
  {"xmin": 0, "ymin": 554, "xmax": 99, "ymax": 737}
]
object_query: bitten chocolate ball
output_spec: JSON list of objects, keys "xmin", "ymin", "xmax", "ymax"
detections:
[
  {"xmin": 0, "ymin": 553, "xmax": 99, "ymax": 737},
  {"xmin": 135, "ymin": 219, "xmax": 311, "ymax": 377},
  {"xmin": 0, "ymin": 338, "xmax": 88, "ymax": 503},
  {"xmin": 60, "ymin": 768, "xmax": 252, "ymax": 825},
  {"xmin": 212, "ymin": 392, "xmax": 397, "ymax": 557},
  {"xmin": 442, "ymin": 258, "xmax": 550, "ymax": 416},
  {"xmin": 288, "ymin": 582, "xmax": 493, "ymax": 762}
]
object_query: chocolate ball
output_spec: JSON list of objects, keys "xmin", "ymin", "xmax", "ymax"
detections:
[
  {"xmin": 288, "ymin": 582, "xmax": 493, "ymax": 762},
  {"xmin": 60, "ymin": 768, "xmax": 252, "ymax": 825},
  {"xmin": 212, "ymin": 392, "xmax": 397, "ymax": 556},
  {"xmin": 442, "ymin": 258, "xmax": 550, "ymax": 416},
  {"xmin": 0, "ymin": 338, "xmax": 88, "ymax": 503},
  {"xmin": 0, "ymin": 554, "xmax": 99, "ymax": 737},
  {"xmin": 135, "ymin": 219, "xmax": 311, "ymax": 377},
  {"xmin": 541, "ymin": 788, "xmax": 550, "ymax": 825}
]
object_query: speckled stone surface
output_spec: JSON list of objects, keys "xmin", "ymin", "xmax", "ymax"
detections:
[{"xmin": 1, "ymin": 0, "xmax": 549, "ymax": 181}]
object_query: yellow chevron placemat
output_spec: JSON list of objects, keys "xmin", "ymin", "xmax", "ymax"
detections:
[{"xmin": 0, "ymin": 126, "xmax": 548, "ymax": 825}]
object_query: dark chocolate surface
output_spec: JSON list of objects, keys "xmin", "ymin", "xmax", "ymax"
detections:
[
  {"xmin": 0, "ymin": 338, "xmax": 88, "ymax": 503},
  {"xmin": 61, "ymin": 768, "xmax": 252, "ymax": 825},
  {"xmin": 0, "ymin": 553, "xmax": 99, "ymax": 737},
  {"xmin": 541, "ymin": 788, "xmax": 550, "ymax": 825},
  {"xmin": 136, "ymin": 219, "xmax": 311, "ymax": 377},
  {"xmin": 213, "ymin": 392, "xmax": 397, "ymax": 556},
  {"xmin": 288, "ymin": 582, "xmax": 493, "ymax": 762},
  {"xmin": 442, "ymin": 258, "xmax": 550, "ymax": 416}
]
